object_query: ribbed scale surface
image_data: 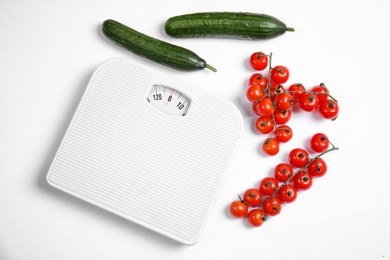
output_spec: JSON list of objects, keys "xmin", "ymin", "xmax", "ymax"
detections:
[{"xmin": 47, "ymin": 58, "xmax": 242, "ymax": 245}]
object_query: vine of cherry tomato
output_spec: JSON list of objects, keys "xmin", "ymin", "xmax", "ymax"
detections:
[
  {"xmin": 246, "ymin": 52, "xmax": 340, "ymax": 156},
  {"xmin": 229, "ymin": 133, "xmax": 339, "ymax": 227},
  {"xmin": 229, "ymin": 52, "xmax": 341, "ymax": 228}
]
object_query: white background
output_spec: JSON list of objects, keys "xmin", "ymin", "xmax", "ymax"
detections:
[{"xmin": 1, "ymin": 0, "xmax": 389, "ymax": 259}]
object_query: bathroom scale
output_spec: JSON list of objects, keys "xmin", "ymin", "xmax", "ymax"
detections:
[{"xmin": 47, "ymin": 57, "xmax": 243, "ymax": 245}]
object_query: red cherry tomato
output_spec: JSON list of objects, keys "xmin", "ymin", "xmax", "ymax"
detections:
[
  {"xmin": 274, "ymin": 163, "xmax": 293, "ymax": 182},
  {"xmin": 247, "ymin": 209, "xmax": 266, "ymax": 227},
  {"xmin": 250, "ymin": 52, "xmax": 269, "ymax": 70},
  {"xmin": 293, "ymin": 170, "xmax": 313, "ymax": 190},
  {"xmin": 273, "ymin": 109, "xmax": 292, "ymax": 124},
  {"xmin": 243, "ymin": 188, "xmax": 262, "ymax": 207},
  {"xmin": 289, "ymin": 148, "xmax": 310, "ymax": 168},
  {"xmin": 319, "ymin": 99, "xmax": 339, "ymax": 120},
  {"xmin": 262, "ymin": 197, "xmax": 282, "ymax": 216},
  {"xmin": 255, "ymin": 116, "xmax": 275, "ymax": 134},
  {"xmin": 275, "ymin": 93, "xmax": 293, "ymax": 110},
  {"xmin": 269, "ymin": 83, "xmax": 287, "ymax": 101},
  {"xmin": 307, "ymin": 157, "xmax": 327, "ymax": 177},
  {"xmin": 253, "ymin": 97, "xmax": 275, "ymax": 117},
  {"xmin": 259, "ymin": 177, "xmax": 279, "ymax": 196},
  {"xmin": 278, "ymin": 184, "xmax": 298, "ymax": 203},
  {"xmin": 311, "ymin": 83, "xmax": 329, "ymax": 104},
  {"xmin": 229, "ymin": 199, "xmax": 249, "ymax": 218},
  {"xmin": 246, "ymin": 84, "xmax": 264, "ymax": 103},
  {"xmin": 299, "ymin": 93, "xmax": 319, "ymax": 111},
  {"xmin": 262, "ymin": 138, "xmax": 280, "ymax": 156},
  {"xmin": 249, "ymin": 73, "xmax": 268, "ymax": 89},
  {"xmin": 274, "ymin": 125, "xmax": 293, "ymax": 143},
  {"xmin": 288, "ymin": 83, "xmax": 306, "ymax": 102},
  {"xmin": 270, "ymin": 65, "xmax": 290, "ymax": 84},
  {"xmin": 311, "ymin": 133, "xmax": 330, "ymax": 153}
]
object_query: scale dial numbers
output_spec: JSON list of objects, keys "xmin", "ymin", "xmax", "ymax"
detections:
[{"xmin": 146, "ymin": 85, "xmax": 191, "ymax": 116}]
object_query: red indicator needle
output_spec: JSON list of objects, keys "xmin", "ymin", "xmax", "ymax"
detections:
[{"xmin": 166, "ymin": 88, "xmax": 174, "ymax": 105}]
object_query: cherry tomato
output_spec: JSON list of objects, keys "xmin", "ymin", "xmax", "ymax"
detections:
[
  {"xmin": 274, "ymin": 163, "xmax": 293, "ymax": 182},
  {"xmin": 247, "ymin": 209, "xmax": 266, "ymax": 227},
  {"xmin": 293, "ymin": 170, "xmax": 313, "ymax": 190},
  {"xmin": 270, "ymin": 65, "xmax": 290, "ymax": 84},
  {"xmin": 311, "ymin": 83, "xmax": 329, "ymax": 104},
  {"xmin": 278, "ymin": 184, "xmax": 298, "ymax": 203},
  {"xmin": 299, "ymin": 93, "xmax": 319, "ymax": 112},
  {"xmin": 262, "ymin": 138, "xmax": 280, "ymax": 156},
  {"xmin": 311, "ymin": 133, "xmax": 330, "ymax": 153},
  {"xmin": 229, "ymin": 199, "xmax": 249, "ymax": 218},
  {"xmin": 307, "ymin": 157, "xmax": 327, "ymax": 177},
  {"xmin": 253, "ymin": 97, "xmax": 275, "ymax": 117},
  {"xmin": 288, "ymin": 83, "xmax": 306, "ymax": 102},
  {"xmin": 255, "ymin": 116, "xmax": 275, "ymax": 134},
  {"xmin": 249, "ymin": 73, "xmax": 268, "ymax": 89},
  {"xmin": 289, "ymin": 148, "xmax": 310, "ymax": 168},
  {"xmin": 250, "ymin": 52, "xmax": 269, "ymax": 70},
  {"xmin": 246, "ymin": 84, "xmax": 264, "ymax": 103},
  {"xmin": 319, "ymin": 99, "xmax": 339, "ymax": 120},
  {"xmin": 262, "ymin": 197, "xmax": 282, "ymax": 216},
  {"xmin": 269, "ymin": 83, "xmax": 286, "ymax": 101},
  {"xmin": 259, "ymin": 177, "xmax": 279, "ymax": 196},
  {"xmin": 275, "ymin": 93, "xmax": 293, "ymax": 110},
  {"xmin": 243, "ymin": 188, "xmax": 262, "ymax": 207},
  {"xmin": 273, "ymin": 109, "xmax": 292, "ymax": 124},
  {"xmin": 274, "ymin": 125, "xmax": 293, "ymax": 143}
]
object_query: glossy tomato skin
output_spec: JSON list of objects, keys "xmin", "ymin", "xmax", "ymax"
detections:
[
  {"xmin": 246, "ymin": 84, "xmax": 264, "ymax": 103},
  {"xmin": 289, "ymin": 148, "xmax": 310, "ymax": 168},
  {"xmin": 247, "ymin": 209, "xmax": 266, "ymax": 227},
  {"xmin": 275, "ymin": 93, "xmax": 293, "ymax": 110},
  {"xmin": 243, "ymin": 188, "xmax": 262, "ymax": 207},
  {"xmin": 311, "ymin": 83, "xmax": 329, "ymax": 104},
  {"xmin": 274, "ymin": 163, "xmax": 294, "ymax": 182},
  {"xmin": 278, "ymin": 184, "xmax": 298, "ymax": 203},
  {"xmin": 293, "ymin": 170, "xmax": 313, "ymax": 190},
  {"xmin": 254, "ymin": 98, "xmax": 275, "ymax": 117},
  {"xmin": 229, "ymin": 200, "xmax": 248, "ymax": 218},
  {"xmin": 249, "ymin": 73, "xmax": 268, "ymax": 89},
  {"xmin": 259, "ymin": 177, "xmax": 279, "ymax": 196},
  {"xmin": 299, "ymin": 93, "xmax": 319, "ymax": 111},
  {"xmin": 262, "ymin": 138, "xmax": 280, "ymax": 156},
  {"xmin": 255, "ymin": 116, "xmax": 275, "ymax": 134},
  {"xmin": 269, "ymin": 83, "xmax": 287, "ymax": 101},
  {"xmin": 307, "ymin": 157, "xmax": 327, "ymax": 177},
  {"xmin": 250, "ymin": 52, "xmax": 269, "ymax": 70},
  {"xmin": 274, "ymin": 125, "xmax": 293, "ymax": 143},
  {"xmin": 311, "ymin": 133, "xmax": 330, "ymax": 153},
  {"xmin": 319, "ymin": 99, "xmax": 339, "ymax": 119},
  {"xmin": 273, "ymin": 109, "xmax": 292, "ymax": 124},
  {"xmin": 270, "ymin": 65, "xmax": 290, "ymax": 84},
  {"xmin": 288, "ymin": 83, "xmax": 306, "ymax": 102},
  {"xmin": 263, "ymin": 197, "xmax": 282, "ymax": 216}
]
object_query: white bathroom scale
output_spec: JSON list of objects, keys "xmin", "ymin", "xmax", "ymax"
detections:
[{"xmin": 47, "ymin": 58, "xmax": 243, "ymax": 245}]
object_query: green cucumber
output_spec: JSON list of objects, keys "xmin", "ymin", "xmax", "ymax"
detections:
[
  {"xmin": 164, "ymin": 12, "xmax": 294, "ymax": 40},
  {"xmin": 102, "ymin": 19, "xmax": 216, "ymax": 72}
]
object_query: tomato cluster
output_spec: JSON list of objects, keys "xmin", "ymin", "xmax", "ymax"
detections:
[
  {"xmin": 229, "ymin": 133, "xmax": 339, "ymax": 227},
  {"xmin": 247, "ymin": 52, "xmax": 340, "ymax": 156}
]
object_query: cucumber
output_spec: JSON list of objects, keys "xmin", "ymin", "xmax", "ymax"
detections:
[
  {"xmin": 102, "ymin": 19, "xmax": 216, "ymax": 72},
  {"xmin": 164, "ymin": 12, "xmax": 294, "ymax": 40}
]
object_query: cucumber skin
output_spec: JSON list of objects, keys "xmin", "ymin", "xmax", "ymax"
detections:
[
  {"xmin": 164, "ymin": 12, "xmax": 293, "ymax": 40},
  {"xmin": 102, "ymin": 19, "xmax": 210, "ymax": 71}
]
